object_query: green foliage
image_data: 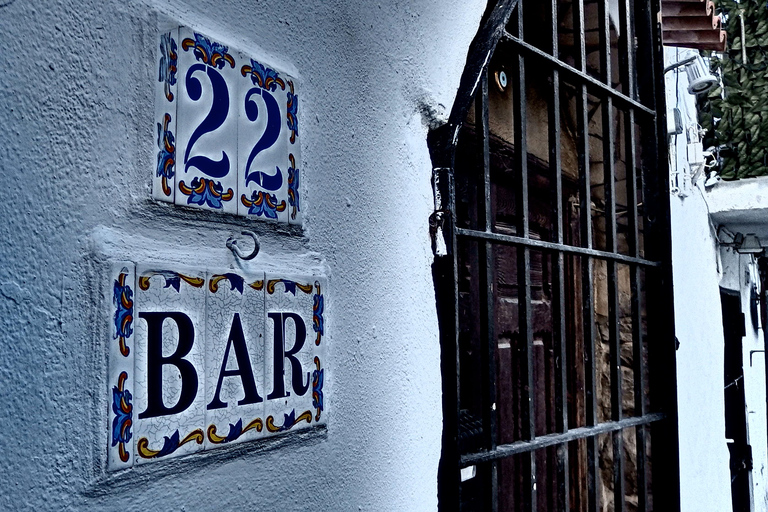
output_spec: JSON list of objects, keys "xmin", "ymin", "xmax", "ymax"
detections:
[{"xmin": 699, "ymin": 0, "xmax": 768, "ymax": 179}]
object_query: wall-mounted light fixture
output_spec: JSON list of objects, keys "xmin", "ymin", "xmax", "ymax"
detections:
[
  {"xmin": 685, "ymin": 55, "xmax": 719, "ymax": 95},
  {"xmin": 738, "ymin": 234, "xmax": 764, "ymax": 254},
  {"xmin": 717, "ymin": 229, "xmax": 765, "ymax": 255},
  {"xmin": 663, "ymin": 54, "xmax": 718, "ymax": 95},
  {"xmin": 717, "ymin": 231, "xmax": 765, "ymax": 256}
]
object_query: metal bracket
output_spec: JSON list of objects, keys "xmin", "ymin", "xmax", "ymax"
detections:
[{"xmin": 226, "ymin": 230, "xmax": 260, "ymax": 261}]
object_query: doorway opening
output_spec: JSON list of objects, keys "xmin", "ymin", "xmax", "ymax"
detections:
[{"xmin": 720, "ymin": 288, "xmax": 752, "ymax": 512}]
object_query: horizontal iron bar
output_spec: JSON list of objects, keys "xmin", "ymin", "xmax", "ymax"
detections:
[
  {"xmin": 460, "ymin": 413, "xmax": 665, "ymax": 466},
  {"xmin": 501, "ymin": 31, "xmax": 655, "ymax": 117},
  {"xmin": 455, "ymin": 227, "xmax": 661, "ymax": 267}
]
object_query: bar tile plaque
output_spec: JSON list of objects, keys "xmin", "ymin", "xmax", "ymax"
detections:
[{"xmin": 106, "ymin": 265, "xmax": 326, "ymax": 470}]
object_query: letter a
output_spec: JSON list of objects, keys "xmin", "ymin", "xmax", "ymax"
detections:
[{"xmin": 207, "ymin": 313, "xmax": 263, "ymax": 410}]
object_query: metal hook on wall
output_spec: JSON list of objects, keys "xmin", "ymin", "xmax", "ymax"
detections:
[{"xmin": 226, "ymin": 230, "xmax": 260, "ymax": 261}]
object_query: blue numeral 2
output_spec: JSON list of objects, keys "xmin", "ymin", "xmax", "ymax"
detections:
[
  {"xmin": 243, "ymin": 87, "xmax": 283, "ymax": 191},
  {"xmin": 184, "ymin": 64, "xmax": 231, "ymax": 178}
]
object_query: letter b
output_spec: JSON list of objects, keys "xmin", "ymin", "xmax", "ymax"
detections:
[{"xmin": 138, "ymin": 312, "xmax": 199, "ymax": 419}]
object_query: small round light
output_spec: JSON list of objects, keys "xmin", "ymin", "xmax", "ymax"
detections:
[{"xmin": 495, "ymin": 69, "xmax": 508, "ymax": 92}]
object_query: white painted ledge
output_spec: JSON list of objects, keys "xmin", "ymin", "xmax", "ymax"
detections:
[{"xmin": 705, "ymin": 176, "xmax": 768, "ymax": 228}]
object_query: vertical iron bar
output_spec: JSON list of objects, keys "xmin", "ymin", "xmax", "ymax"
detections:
[
  {"xmin": 626, "ymin": 109, "xmax": 649, "ymax": 512},
  {"xmin": 512, "ymin": 3, "xmax": 536, "ymax": 510},
  {"xmin": 619, "ymin": 0, "xmax": 639, "ymax": 255},
  {"xmin": 550, "ymin": 0, "xmax": 570, "ymax": 510},
  {"xmin": 631, "ymin": 260, "xmax": 648, "ymax": 511},
  {"xmin": 619, "ymin": 0, "xmax": 637, "ymax": 102},
  {"xmin": 635, "ymin": 0, "xmax": 681, "ymax": 509},
  {"xmin": 573, "ymin": 0, "xmax": 599, "ymax": 510},
  {"xmin": 598, "ymin": 0, "xmax": 625, "ymax": 509},
  {"xmin": 476, "ymin": 69, "xmax": 498, "ymax": 512},
  {"xmin": 618, "ymin": 0, "xmax": 648, "ymax": 509}
]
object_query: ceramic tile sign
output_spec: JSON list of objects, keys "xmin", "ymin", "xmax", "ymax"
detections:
[
  {"xmin": 107, "ymin": 265, "xmax": 326, "ymax": 470},
  {"xmin": 154, "ymin": 27, "xmax": 302, "ymax": 224}
]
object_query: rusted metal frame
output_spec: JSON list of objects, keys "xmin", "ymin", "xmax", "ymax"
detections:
[
  {"xmin": 430, "ymin": 160, "xmax": 462, "ymax": 511},
  {"xmin": 430, "ymin": 0, "xmax": 681, "ymax": 508},
  {"xmin": 511, "ymin": 4, "xmax": 537, "ymax": 510},
  {"xmin": 461, "ymin": 413, "xmax": 666, "ymax": 465},
  {"xmin": 549, "ymin": 0, "xmax": 569, "ymax": 509},
  {"xmin": 454, "ymin": 228, "xmax": 659, "ymax": 267},
  {"xmin": 500, "ymin": 32, "xmax": 655, "ymax": 117},
  {"xmin": 635, "ymin": 0, "xmax": 682, "ymax": 508},
  {"xmin": 597, "ymin": 0, "xmax": 625, "ymax": 509},
  {"xmin": 475, "ymin": 70, "xmax": 499, "ymax": 512},
  {"xmin": 427, "ymin": 2, "xmax": 520, "ymax": 510}
]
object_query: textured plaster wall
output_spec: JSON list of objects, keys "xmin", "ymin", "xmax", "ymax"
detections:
[
  {"xmin": 665, "ymin": 47, "xmax": 733, "ymax": 512},
  {"xmin": 670, "ymin": 189, "xmax": 734, "ymax": 512},
  {"xmin": 0, "ymin": 0, "xmax": 485, "ymax": 510}
]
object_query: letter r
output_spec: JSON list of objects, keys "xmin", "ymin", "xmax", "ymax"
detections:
[{"xmin": 267, "ymin": 312, "xmax": 310, "ymax": 400}]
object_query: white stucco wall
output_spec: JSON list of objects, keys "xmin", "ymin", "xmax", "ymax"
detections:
[
  {"xmin": 667, "ymin": 46, "xmax": 768, "ymax": 512},
  {"xmin": 0, "ymin": 0, "xmax": 485, "ymax": 510},
  {"xmin": 670, "ymin": 188, "xmax": 734, "ymax": 512},
  {"xmin": 666, "ymin": 47, "xmax": 734, "ymax": 512}
]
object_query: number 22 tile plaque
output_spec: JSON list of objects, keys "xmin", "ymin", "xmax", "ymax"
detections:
[{"xmin": 155, "ymin": 27, "xmax": 301, "ymax": 224}]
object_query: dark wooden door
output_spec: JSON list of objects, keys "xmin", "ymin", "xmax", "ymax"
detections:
[{"xmin": 721, "ymin": 290, "xmax": 752, "ymax": 512}]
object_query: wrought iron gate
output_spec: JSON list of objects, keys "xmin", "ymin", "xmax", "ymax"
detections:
[{"xmin": 429, "ymin": 1, "xmax": 680, "ymax": 510}]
